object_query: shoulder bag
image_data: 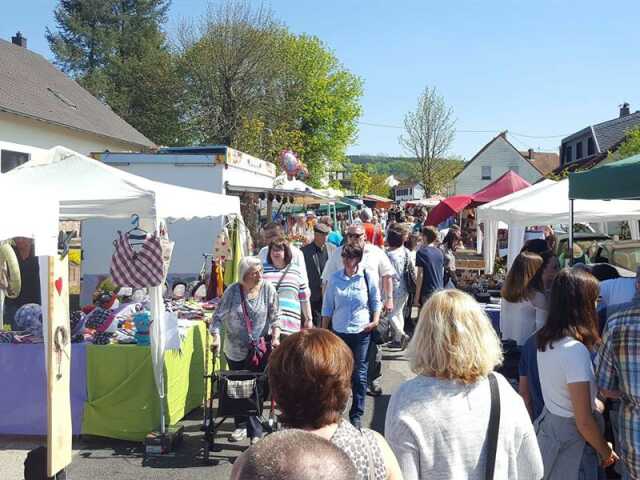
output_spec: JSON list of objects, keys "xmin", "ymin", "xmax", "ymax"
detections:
[
  {"xmin": 403, "ymin": 248, "xmax": 416, "ymax": 295},
  {"xmin": 485, "ymin": 372, "xmax": 501, "ymax": 480},
  {"xmin": 240, "ymin": 286, "xmax": 271, "ymax": 372},
  {"xmin": 110, "ymin": 231, "xmax": 164, "ymax": 288},
  {"xmin": 363, "ymin": 270, "xmax": 388, "ymax": 344}
]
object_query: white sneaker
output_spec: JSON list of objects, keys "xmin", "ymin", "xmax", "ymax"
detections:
[
  {"xmin": 229, "ymin": 428, "xmax": 247, "ymax": 442},
  {"xmin": 250, "ymin": 436, "xmax": 262, "ymax": 445}
]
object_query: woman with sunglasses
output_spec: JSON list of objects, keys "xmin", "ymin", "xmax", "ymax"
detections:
[
  {"xmin": 263, "ymin": 237, "xmax": 312, "ymax": 336},
  {"xmin": 321, "ymin": 244, "xmax": 382, "ymax": 428}
]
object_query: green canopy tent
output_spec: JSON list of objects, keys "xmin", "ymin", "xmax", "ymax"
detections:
[
  {"xmin": 567, "ymin": 153, "xmax": 640, "ymax": 261},
  {"xmin": 287, "ymin": 201, "xmax": 354, "ymax": 215},
  {"xmin": 569, "ymin": 153, "xmax": 640, "ymax": 200}
]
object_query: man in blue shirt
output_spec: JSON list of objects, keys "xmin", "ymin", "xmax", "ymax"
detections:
[{"xmin": 413, "ymin": 226, "xmax": 444, "ymax": 308}]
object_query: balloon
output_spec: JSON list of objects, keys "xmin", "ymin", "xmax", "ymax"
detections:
[{"xmin": 279, "ymin": 150, "xmax": 300, "ymax": 176}]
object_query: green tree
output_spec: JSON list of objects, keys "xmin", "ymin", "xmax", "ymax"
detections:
[
  {"xmin": 608, "ymin": 127, "xmax": 640, "ymax": 162},
  {"xmin": 368, "ymin": 173, "xmax": 391, "ymax": 198},
  {"xmin": 283, "ymin": 34, "xmax": 363, "ymax": 184},
  {"xmin": 46, "ymin": 0, "xmax": 184, "ymax": 145},
  {"xmin": 351, "ymin": 165, "xmax": 372, "ymax": 196},
  {"xmin": 179, "ymin": 2, "xmax": 362, "ymax": 185}
]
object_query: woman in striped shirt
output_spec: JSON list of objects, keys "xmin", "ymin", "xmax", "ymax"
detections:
[{"xmin": 263, "ymin": 238, "xmax": 312, "ymax": 336}]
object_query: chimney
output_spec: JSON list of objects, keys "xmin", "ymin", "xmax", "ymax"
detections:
[
  {"xmin": 620, "ymin": 102, "xmax": 630, "ymax": 118},
  {"xmin": 11, "ymin": 31, "xmax": 27, "ymax": 48},
  {"xmin": 528, "ymin": 148, "xmax": 534, "ymax": 159}
]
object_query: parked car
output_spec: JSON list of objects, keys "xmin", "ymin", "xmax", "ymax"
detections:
[
  {"xmin": 598, "ymin": 240, "xmax": 640, "ymax": 275},
  {"xmin": 554, "ymin": 232, "xmax": 611, "ymax": 267}
]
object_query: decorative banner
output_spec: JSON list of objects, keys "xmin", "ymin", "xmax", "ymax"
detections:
[{"xmin": 47, "ymin": 255, "xmax": 72, "ymax": 477}]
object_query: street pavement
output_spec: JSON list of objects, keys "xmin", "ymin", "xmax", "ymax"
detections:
[{"xmin": 0, "ymin": 344, "xmax": 414, "ymax": 480}]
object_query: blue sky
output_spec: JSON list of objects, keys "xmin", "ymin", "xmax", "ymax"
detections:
[{"xmin": 3, "ymin": 0, "xmax": 640, "ymax": 159}]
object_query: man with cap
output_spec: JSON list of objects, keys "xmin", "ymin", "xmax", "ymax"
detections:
[{"xmin": 302, "ymin": 222, "xmax": 332, "ymax": 327}]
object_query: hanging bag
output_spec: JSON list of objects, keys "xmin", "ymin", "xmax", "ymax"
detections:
[
  {"xmin": 110, "ymin": 231, "xmax": 164, "ymax": 288},
  {"xmin": 240, "ymin": 287, "xmax": 271, "ymax": 372}
]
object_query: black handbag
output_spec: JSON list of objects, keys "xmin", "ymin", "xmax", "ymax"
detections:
[{"xmin": 363, "ymin": 270, "xmax": 387, "ymax": 344}]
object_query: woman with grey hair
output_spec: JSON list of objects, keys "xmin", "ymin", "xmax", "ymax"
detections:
[{"xmin": 210, "ymin": 256, "xmax": 281, "ymax": 444}]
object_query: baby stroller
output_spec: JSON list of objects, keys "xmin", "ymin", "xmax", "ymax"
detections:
[{"xmin": 202, "ymin": 369, "xmax": 279, "ymax": 462}]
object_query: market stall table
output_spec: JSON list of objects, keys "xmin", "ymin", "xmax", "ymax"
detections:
[
  {"xmin": 0, "ymin": 343, "xmax": 87, "ymax": 435},
  {"xmin": 0, "ymin": 321, "xmax": 211, "ymax": 441},
  {"xmin": 83, "ymin": 320, "xmax": 209, "ymax": 441}
]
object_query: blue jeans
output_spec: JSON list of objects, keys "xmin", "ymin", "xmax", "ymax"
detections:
[
  {"xmin": 335, "ymin": 331, "xmax": 371, "ymax": 423},
  {"xmin": 225, "ymin": 356, "xmax": 263, "ymax": 439}
]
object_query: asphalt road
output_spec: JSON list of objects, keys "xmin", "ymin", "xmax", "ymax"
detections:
[{"xmin": 0, "ymin": 344, "xmax": 413, "ymax": 480}]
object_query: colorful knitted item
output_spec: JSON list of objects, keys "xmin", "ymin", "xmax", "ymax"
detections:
[
  {"xmin": 70, "ymin": 311, "xmax": 86, "ymax": 342},
  {"xmin": 0, "ymin": 331, "xmax": 14, "ymax": 343},
  {"xmin": 84, "ymin": 308, "xmax": 116, "ymax": 333},
  {"xmin": 93, "ymin": 332, "xmax": 114, "ymax": 345},
  {"xmin": 133, "ymin": 311, "xmax": 151, "ymax": 346},
  {"xmin": 14, "ymin": 304, "xmax": 43, "ymax": 337}
]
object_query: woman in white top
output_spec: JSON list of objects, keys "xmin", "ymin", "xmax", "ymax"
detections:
[
  {"xmin": 500, "ymin": 251, "xmax": 547, "ymax": 345},
  {"xmin": 536, "ymin": 268, "xmax": 618, "ymax": 479},
  {"xmin": 385, "ymin": 289, "xmax": 543, "ymax": 480}
]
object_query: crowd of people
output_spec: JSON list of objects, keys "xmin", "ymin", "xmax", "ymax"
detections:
[{"xmin": 210, "ymin": 205, "xmax": 640, "ymax": 480}]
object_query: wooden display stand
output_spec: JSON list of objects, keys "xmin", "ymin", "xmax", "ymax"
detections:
[{"xmin": 47, "ymin": 255, "xmax": 72, "ymax": 477}]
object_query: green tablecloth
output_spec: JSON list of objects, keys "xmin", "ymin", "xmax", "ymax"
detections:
[{"xmin": 82, "ymin": 322, "xmax": 213, "ymax": 441}]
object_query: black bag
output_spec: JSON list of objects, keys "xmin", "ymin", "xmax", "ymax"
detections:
[
  {"xmin": 404, "ymin": 249, "xmax": 417, "ymax": 295},
  {"xmin": 496, "ymin": 339, "xmax": 521, "ymax": 384},
  {"xmin": 363, "ymin": 270, "xmax": 387, "ymax": 345}
]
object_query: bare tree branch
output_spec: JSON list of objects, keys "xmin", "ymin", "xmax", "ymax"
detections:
[{"xmin": 399, "ymin": 86, "xmax": 456, "ymax": 195}]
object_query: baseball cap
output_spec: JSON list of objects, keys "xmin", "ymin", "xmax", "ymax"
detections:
[{"xmin": 314, "ymin": 224, "xmax": 331, "ymax": 234}]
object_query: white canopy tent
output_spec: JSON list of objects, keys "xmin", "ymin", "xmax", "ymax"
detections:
[
  {"xmin": 3, "ymin": 144, "xmax": 241, "ymax": 434},
  {"xmin": 477, "ymin": 179, "xmax": 640, "ymax": 273},
  {"xmin": 0, "ymin": 176, "xmax": 60, "ymax": 330},
  {"xmin": 0, "ymin": 176, "xmax": 59, "ymax": 255}
]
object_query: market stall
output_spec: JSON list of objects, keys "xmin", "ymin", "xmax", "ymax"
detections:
[
  {"xmin": 478, "ymin": 178, "xmax": 640, "ymax": 273},
  {"xmin": 0, "ymin": 144, "xmax": 240, "ymax": 440},
  {"xmin": 426, "ymin": 195, "xmax": 473, "ymax": 226},
  {"xmin": 362, "ymin": 194, "xmax": 393, "ymax": 209}
]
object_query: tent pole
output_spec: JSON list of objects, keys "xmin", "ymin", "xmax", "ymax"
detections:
[{"xmin": 569, "ymin": 199, "xmax": 575, "ymax": 267}]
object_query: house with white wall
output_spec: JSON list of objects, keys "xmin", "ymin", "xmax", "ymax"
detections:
[
  {"xmin": 454, "ymin": 131, "xmax": 558, "ymax": 195},
  {"xmin": 0, "ymin": 33, "xmax": 154, "ymax": 173},
  {"xmin": 393, "ymin": 181, "xmax": 426, "ymax": 201}
]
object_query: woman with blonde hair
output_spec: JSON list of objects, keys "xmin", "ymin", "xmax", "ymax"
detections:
[
  {"xmin": 500, "ymin": 251, "xmax": 546, "ymax": 346},
  {"xmin": 385, "ymin": 289, "xmax": 543, "ymax": 479}
]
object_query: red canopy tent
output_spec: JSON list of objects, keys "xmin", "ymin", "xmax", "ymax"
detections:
[
  {"xmin": 470, "ymin": 170, "xmax": 531, "ymax": 206},
  {"xmin": 426, "ymin": 170, "xmax": 531, "ymax": 226},
  {"xmin": 426, "ymin": 195, "xmax": 473, "ymax": 226}
]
